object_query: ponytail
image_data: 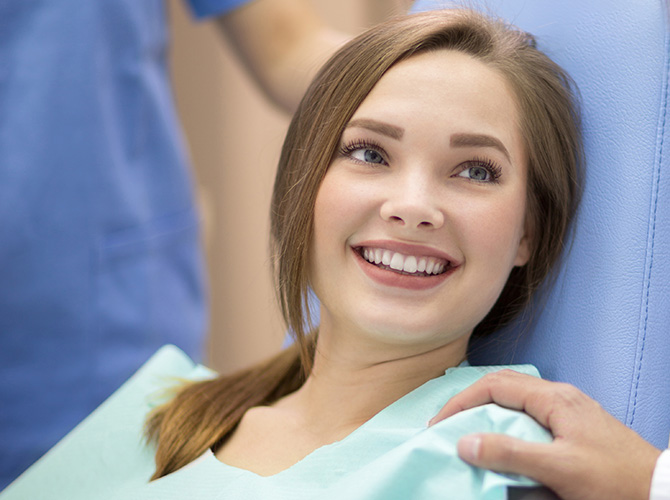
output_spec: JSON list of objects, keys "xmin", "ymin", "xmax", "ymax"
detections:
[{"xmin": 145, "ymin": 342, "xmax": 307, "ymax": 479}]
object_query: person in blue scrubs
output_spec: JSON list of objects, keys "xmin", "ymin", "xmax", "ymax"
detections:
[{"xmin": 0, "ymin": 0, "xmax": 346, "ymax": 489}]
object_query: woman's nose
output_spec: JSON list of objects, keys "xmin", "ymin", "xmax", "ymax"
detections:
[{"xmin": 379, "ymin": 183, "xmax": 444, "ymax": 230}]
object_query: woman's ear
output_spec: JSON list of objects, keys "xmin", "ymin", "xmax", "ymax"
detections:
[{"xmin": 513, "ymin": 220, "xmax": 533, "ymax": 267}]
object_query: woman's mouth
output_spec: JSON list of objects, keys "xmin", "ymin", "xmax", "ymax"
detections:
[{"xmin": 355, "ymin": 246, "xmax": 451, "ymax": 277}]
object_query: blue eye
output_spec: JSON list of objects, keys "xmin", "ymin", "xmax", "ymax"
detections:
[
  {"xmin": 456, "ymin": 159, "xmax": 502, "ymax": 183},
  {"xmin": 339, "ymin": 140, "xmax": 388, "ymax": 166},
  {"xmin": 353, "ymin": 149, "xmax": 384, "ymax": 164},
  {"xmin": 459, "ymin": 166, "xmax": 491, "ymax": 181}
]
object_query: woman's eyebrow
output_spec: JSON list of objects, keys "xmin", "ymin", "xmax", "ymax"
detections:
[
  {"xmin": 346, "ymin": 118, "xmax": 404, "ymax": 140},
  {"xmin": 450, "ymin": 133, "xmax": 511, "ymax": 161}
]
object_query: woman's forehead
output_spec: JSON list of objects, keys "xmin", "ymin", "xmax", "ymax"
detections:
[{"xmin": 346, "ymin": 50, "xmax": 526, "ymax": 167}]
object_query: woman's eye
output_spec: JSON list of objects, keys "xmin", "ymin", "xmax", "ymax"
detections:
[
  {"xmin": 455, "ymin": 160, "xmax": 502, "ymax": 183},
  {"xmin": 339, "ymin": 140, "xmax": 388, "ymax": 166},
  {"xmin": 459, "ymin": 166, "xmax": 491, "ymax": 181},
  {"xmin": 351, "ymin": 148, "xmax": 385, "ymax": 164}
]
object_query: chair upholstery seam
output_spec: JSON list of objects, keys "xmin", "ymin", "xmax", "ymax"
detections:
[{"xmin": 630, "ymin": 20, "xmax": 670, "ymax": 428}]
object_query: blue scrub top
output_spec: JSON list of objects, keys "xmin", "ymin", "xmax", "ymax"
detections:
[{"xmin": 0, "ymin": 0, "xmax": 249, "ymax": 489}]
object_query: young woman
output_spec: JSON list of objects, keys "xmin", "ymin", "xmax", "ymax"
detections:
[{"xmin": 143, "ymin": 7, "xmax": 581, "ymax": 497}]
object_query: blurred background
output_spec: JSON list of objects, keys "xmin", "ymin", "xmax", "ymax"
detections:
[{"xmin": 168, "ymin": 0, "xmax": 411, "ymax": 374}]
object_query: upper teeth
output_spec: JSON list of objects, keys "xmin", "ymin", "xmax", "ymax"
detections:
[{"xmin": 361, "ymin": 247, "xmax": 447, "ymax": 275}]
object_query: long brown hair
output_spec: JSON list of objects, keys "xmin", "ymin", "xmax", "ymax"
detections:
[{"xmin": 146, "ymin": 8, "xmax": 582, "ymax": 478}]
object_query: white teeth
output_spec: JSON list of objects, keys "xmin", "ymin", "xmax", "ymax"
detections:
[
  {"xmin": 403, "ymin": 255, "xmax": 417, "ymax": 273},
  {"xmin": 390, "ymin": 252, "xmax": 404, "ymax": 271},
  {"xmin": 360, "ymin": 247, "xmax": 449, "ymax": 276}
]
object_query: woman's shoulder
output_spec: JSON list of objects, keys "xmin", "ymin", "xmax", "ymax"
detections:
[{"xmin": 0, "ymin": 346, "xmax": 213, "ymax": 500}]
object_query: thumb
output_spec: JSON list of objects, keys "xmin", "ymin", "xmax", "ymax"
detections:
[{"xmin": 457, "ymin": 433, "xmax": 557, "ymax": 484}]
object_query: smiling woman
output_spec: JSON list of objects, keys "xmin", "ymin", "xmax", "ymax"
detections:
[{"xmin": 142, "ymin": 7, "xmax": 582, "ymax": 497}]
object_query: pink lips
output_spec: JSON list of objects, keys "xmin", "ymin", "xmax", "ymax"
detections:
[{"xmin": 352, "ymin": 240, "xmax": 459, "ymax": 291}]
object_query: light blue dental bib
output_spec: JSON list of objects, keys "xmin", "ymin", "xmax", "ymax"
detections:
[{"xmin": 1, "ymin": 346, "xmax": 550, "ymax": 500}]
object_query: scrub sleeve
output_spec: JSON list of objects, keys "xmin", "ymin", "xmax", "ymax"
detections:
[
  {"xmin": 0, "ymin": 0, "xmax": 249, "ymax": 489},
  {"xmin": 651, "ymin": 450, "xmax": 670, "ymax": 500}
]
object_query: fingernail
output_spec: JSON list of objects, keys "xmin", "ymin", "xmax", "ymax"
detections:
[
  {"xmin": 458, "ymin": 435, "xmax": 482, "ymax": 462},
  {"xmin": 427, "ymin": 417, "xmax": 436, "ymax": 427}
]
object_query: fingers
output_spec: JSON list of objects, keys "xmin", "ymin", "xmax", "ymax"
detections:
[
  {"xmin": 437, "ymin": 373, "xmax": 664, "ymax": 500},
  {"xmin": 457, "ymin": 433, "xmax": 558, "ymax": 486},
  {"xmin": 430, "ymin": 369, "xmax": 550, "ymax": 426},
  {"xmin": 457, "ymin": 431, "xmax": 662, "ymax": 500}
]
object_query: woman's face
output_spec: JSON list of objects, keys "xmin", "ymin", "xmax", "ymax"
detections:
[{"xmin": 310, "ymin": 50, "xmax": 530, "ymax": 353}]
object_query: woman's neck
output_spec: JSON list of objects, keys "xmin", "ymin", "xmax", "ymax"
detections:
[
  {"xmin": 214, "ymin": 329, "xmax": 469, "ymax": 476},
  {"xmin": 275, "ymin": 332, "xmax": 469, "ymax": 442}
]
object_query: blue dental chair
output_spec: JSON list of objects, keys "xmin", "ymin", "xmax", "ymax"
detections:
[{"xmin": 411, "ymin": 0, "xmax": 670, "ymax": 451}]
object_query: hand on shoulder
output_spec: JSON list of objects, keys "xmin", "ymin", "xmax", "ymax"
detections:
[{"xmin": 430, "ymin": 369, "xmax": 662, "ymax": 500}]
